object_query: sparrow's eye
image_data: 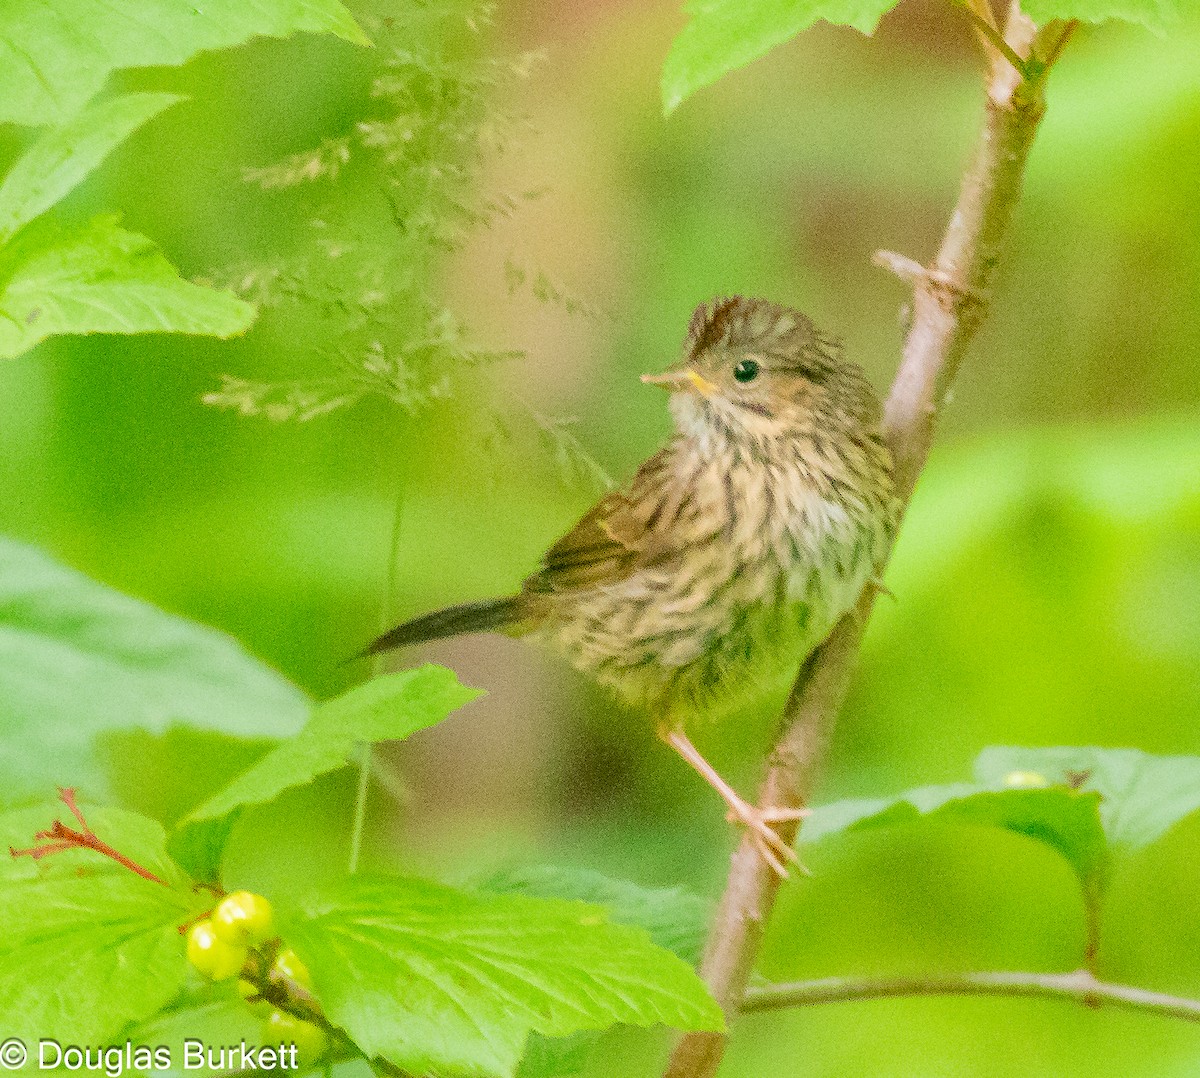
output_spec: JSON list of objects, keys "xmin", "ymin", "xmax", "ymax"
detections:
[{"xmin": 733, "ymin": 359, "xmax": 760, "ymax": 383}]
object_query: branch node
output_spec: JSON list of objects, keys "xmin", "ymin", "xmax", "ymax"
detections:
[
  {"xmin": 874, "ymin": 250, "xmax": 989, "ymax": 326},
  {"xmin": 872, "ymin": 250, "xmax": 927, "ymax": 285}
]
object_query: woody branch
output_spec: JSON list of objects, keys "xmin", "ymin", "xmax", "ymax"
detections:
[
  {"xmin": 664, "ymin": 4, "xmax": 1070, "ymax": 1076},
  {"xmin": 741, "ymin": 969, "xmax": 1200, "ymax": 1025}
]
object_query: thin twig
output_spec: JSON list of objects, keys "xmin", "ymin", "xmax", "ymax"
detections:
[
  {"xmin": 742, "ymin": 969, "xmax": 1200, "ymax": 1026},
  {"xmin": 664, "ymin": 4, "xmax": 1052, "ymax": 1075},
  {"xmin": 347, "ymin": 741, "xmax": 373, "ymax": 875},
  {"xmin": 1029, "ymin": 18, "xmax": 1080, "ymax": 87},
  {"xmin": 349, "ymin": 478, "xmax": 410, "ymax": 873},
  {"xmin": 961, "ymin": 3, "xmax": 1029, "ymax": 78},
  {"xmin": 964, "ymin": 0, "xmax": 998, "ymax": 31},
  {"xmin": 872, "ymin": 250, "xmax": 928, "ymax": 286}
]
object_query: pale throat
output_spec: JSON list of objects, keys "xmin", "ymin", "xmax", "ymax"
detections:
[
  {"xmin": 669, "ymin": 389, "xmax": 829, "ymax": 468},
  {"xmin": 668, "ymin": 388, "xmax": 868, "ymax": 554}
]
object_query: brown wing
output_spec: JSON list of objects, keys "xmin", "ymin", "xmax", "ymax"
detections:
[{"xmin": 522, "ymin": 447, "xmax": 673, "ymax": 596}]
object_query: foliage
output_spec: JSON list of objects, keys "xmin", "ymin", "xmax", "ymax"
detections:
[
  {"xmin": 0, "ymin": 93, "xmax": 258, "ymax": 359},
  {"xmin": 0, "ymin": 535, "xmax": 308, "ymax": 800},
  {"xmin": 0, "ymin": 94, "xmax": 182, "ymax": 244},
  {"xmin": 1021, "ymin": 0, "xmax": 1180, "ymax": 31},
  {"xmin": 0, "ymin": 214, "xmax": 255, "ymax": 359},
  {"xmin": 662, "ymin": 0, "xmax": 896, "ymax": 113},
  {"xmin": 0, "ymin": 0, "xmax": 1197, "ymax": 1076},
  {"xmin": 7, "ymin": 550, "xmax": 1200, "ymax": 1074},
  {"xmin": 0, "ymin": 804, "xmax": 200, "ymax": 1043},
  {"xmin": 0, "ymin": 559, "xmax": 719, "ymax": 1078},
  {"xmin": 0, "ymin": 0, "xmax": 370, "ymax": 359},
  {"xmin": 204, "ymin": 6, "xmax": 535, "ymax": 423},
  {"xmin": 0, "ymin": 3, "xmax": 369, "ymax": 360},
  {"xmin": 803, "ymin": 745, "xmax": 1200, "ymax": 930},
  {"xmin": 282, "ymin": 876, "xmax": 723, "ymax": 1076},
  {"xmin": 481, "ymin": 864, "xmax": 713, "ymax": 965},
  {"xmin": 0, "ymin": 0, "xmax": 367, "ymax": 128},
  {"xmin": 124, "ymin": 987, "xmax": 263, "ymax": 1078},
  {"xmin": 805, "ymin": 780, "xmax": 1108, "ymax": 886},
  {"xmin": 181, "ymin": 668, "xmax": 481, "ymax": 832},
  {"xmin": 661, "ymin": 0, "xmax": 1182, "ymax": 113},
  {"xmin": 974, "ymin": 746, "xmax": 1200, "ymax": 853}
]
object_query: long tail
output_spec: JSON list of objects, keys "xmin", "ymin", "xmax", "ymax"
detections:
[{"xmin": 361, "ymin": 596, "xmax": 523, "ymax": 658}]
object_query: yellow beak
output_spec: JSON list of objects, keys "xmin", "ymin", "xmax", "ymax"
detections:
[{"xmin": 640, "ymin": 368, "xmax": 717, "ymax": 397}]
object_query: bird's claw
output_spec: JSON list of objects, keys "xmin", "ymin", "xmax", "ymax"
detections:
[
  {"xmin": 757, "ymin": 805, "xmax": 810, "ymax": 823},
  {"xmin": 723, "ymin": 799, "xmax": 810, "ymax": 878}
]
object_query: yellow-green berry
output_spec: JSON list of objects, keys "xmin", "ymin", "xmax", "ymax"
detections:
[
  {"xmin": 263, "ymin": 1010, "xmax": 328, "ymax": 1063},
  {"xmin": 271, "ymin": 947, "xmax": 312, "ymax": 990},
  {"xmin": 212, "ymin": 890, "xmax": 275, "ymax": 947},
  {"xmin": 186, "ymin": 919, "xmax": 248, "ymax": 981}
]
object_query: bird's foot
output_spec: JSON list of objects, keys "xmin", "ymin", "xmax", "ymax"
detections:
[
  {"xmin": 722, "ymin": 796, "xmax": 810, "ymax": 879},
  {"xmin": 657, "ymin": 726, "xmax": 810, "ymax": 878}
]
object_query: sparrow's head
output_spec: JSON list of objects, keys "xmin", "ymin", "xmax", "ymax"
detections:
[{"xmin": 642, "ymin": 296, "xmax": 881, "ymax": 449}]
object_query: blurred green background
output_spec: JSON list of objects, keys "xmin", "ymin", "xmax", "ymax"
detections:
[{"xmin": 2, "ymin": 0, "xmax": 1199, "ymax": 1074}]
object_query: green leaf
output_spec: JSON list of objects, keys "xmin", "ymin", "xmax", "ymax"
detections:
[
  {"xmin": 165, "ymin": 813, "xmax": 240, "ymax": 888},
  {"xmin": 483, "ymin": 868, "xmax": 712, "ymax": 1078},
  {"xmin": 0, "ymin": 215, "xmax": 256, "ymax": 359},
  {"xmin": 0, "ymin": 93, "xmax": 182, "ymax": 244},
  {"xmin": 122, "ymin": 984, "xmax": 263, "ymax": 1078},
  {"xmin": 481, "ymin": 865, "xmax": 711, "ymax": 965},
  {"xmin": 0, "ymin": 536, "xmax": 309, "ymax": 801},
  {"xmin": 1021, "ymin": 0, "xmax": 1180, "ymax": 33},
  {"xmin": 183, "ymin": 666, "xmax": 480, "ymax": 826},
  {"xmin": 0, "ymin": 0, "xmax": 370, "ymax": 128},
  {"xmin": 661, "ymin": 0, "xmax": 897, "ymax": 114},
  {"xmin": 975, "ymin": 746, "xmax": 1200, "ymax": 853},
  {"xmin": 279, "ymin": 875, "xmax": 724, "ymax": 1078},
  {"xmin": 0, "ymin": 805, "xmax": 198, "ymax": 1043},
  {"xmin": 0, "ymin": 877, "xmax": 194, "ymax": 1042},
  {"xmin": 804, "ymin": 781, "xmax": 1108, "ymax": 882},
  {"xmin": 660, "ymin": 0, "xmax": 1181, "ymax": 116},
  {"xmin": 515, "ymin": 1032, "xmax": 597, "ymax": 1078},
  {"xmin": 97, "ymin": 726, "xmax": 277, "ymax": 828}
]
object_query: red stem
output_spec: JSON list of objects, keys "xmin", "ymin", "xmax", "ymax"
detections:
[{"xmin": 9, "ymin": 788, "xmax": 170, "ymax": 887}]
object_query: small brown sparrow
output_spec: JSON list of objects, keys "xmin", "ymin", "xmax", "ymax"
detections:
[{"xmin": 366, "ymin": 297, "xmax": 899, "ymax": 874}]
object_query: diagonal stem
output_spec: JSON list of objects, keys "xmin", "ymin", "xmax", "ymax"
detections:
[
  {"xmin": 961, "ymin": 1, "xmax": 1029, "ymax": 78},
  {"xmin": 664, "ymin": 5, "xmax": 1050, "ymax": 1076}
]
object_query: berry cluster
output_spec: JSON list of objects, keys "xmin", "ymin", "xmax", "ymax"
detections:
[{"xmin": 186, "ymin": 891, "xmax": 329, "ymax": 1062}]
